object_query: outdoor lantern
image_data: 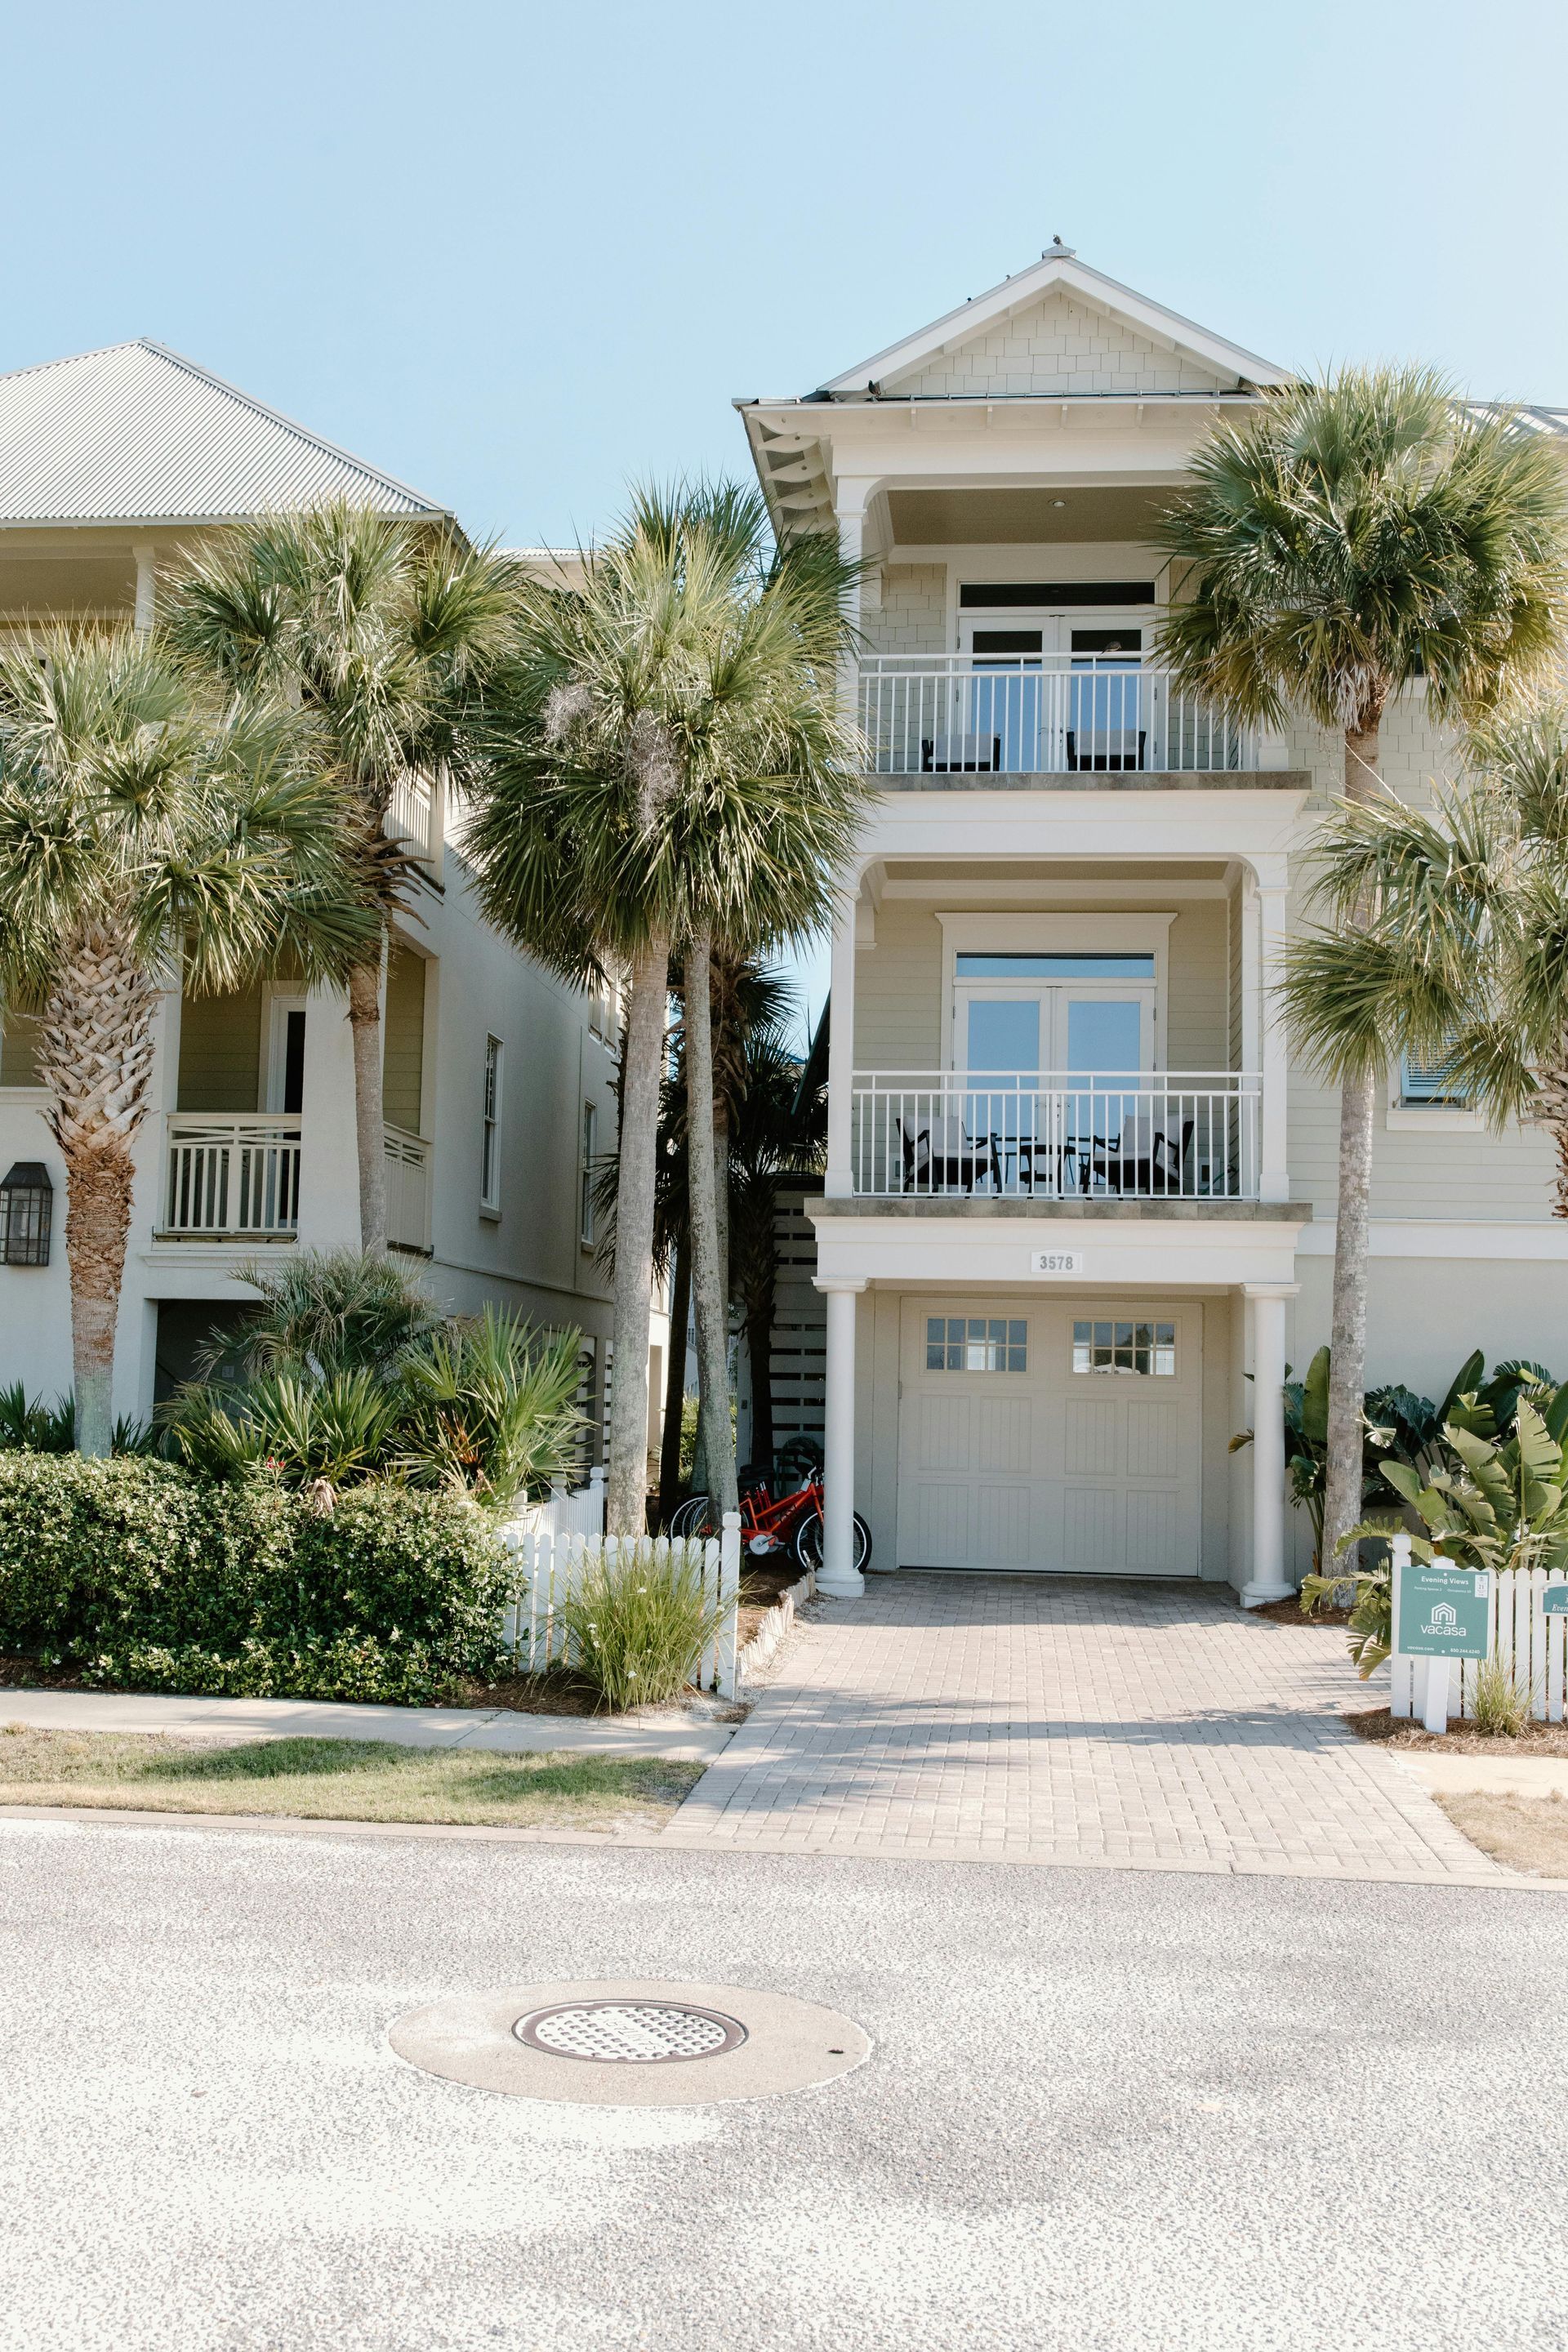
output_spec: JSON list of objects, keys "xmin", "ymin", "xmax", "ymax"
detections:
[{"xmin": 0, "ymin": 1161, "xmax": 53, "ymax": 1266}]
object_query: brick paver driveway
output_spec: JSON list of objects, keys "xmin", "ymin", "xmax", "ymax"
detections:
[{"xmin": 666, "ymin": 1575, "xmax": 1503, "ymax": 1882}]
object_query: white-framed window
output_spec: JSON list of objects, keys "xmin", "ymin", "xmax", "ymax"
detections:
[
  {"xmin": 480, "ymin": 1036, "xmax": 503, "ymax": 1212},
  {"xmin": 1399, "ymin": 1050, "xmax": 1468, "ymax": 1108},
  {"xmin": 579, "ymin": 1101, "xmax": 598, "ymax": 1247},
  {"xmin": 1072, "ymin": 1318, "xmax": 1176, "ymax": 1377},
  {"xmin": 926, "ymin": 1315, "xmax": 1027, "ymax": 1373}
]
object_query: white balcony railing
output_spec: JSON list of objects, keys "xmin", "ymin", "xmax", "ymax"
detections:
[
  {"xmin": 384, "ymin": 1123, "xmax": 431, "ymax": 1252},
  {"xmin": 851, "ymin": 1072, "xmax": 1260, "ymax": 1200},
  {"xmin": 858, "ymin": 657, "xmax": 1254, "ymax": 776},
  {"xmin": 163, "ymin": 1116, "xmax": 302, "ymax": 1236}
]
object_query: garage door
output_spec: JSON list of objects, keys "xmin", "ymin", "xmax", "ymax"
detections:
[{"xmin": 896, "ymin": 1300, "xmax": 1202, "ymax": 1575}]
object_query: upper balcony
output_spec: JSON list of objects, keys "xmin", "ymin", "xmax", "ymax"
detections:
[{"xmin": 858, "ymin": 654, "xmax": 1253, "ymax": 780}]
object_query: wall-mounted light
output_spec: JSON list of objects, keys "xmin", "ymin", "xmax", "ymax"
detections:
[{"xmin": 0, "ymin": 1161, "xmax": 53, "ymax": 1265}]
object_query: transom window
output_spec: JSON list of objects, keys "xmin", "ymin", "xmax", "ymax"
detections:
[
  {"xmin": 1072, "ymin": 1319, "xmax": 1176, "ymax": 1377},
  {"xmin": 927, "ymin": 1316, "xmax": 1027, "ymax": 1373},
  {"xmin": 956, "ymin": 952, "xmax": 1155, "ymax": 981}
]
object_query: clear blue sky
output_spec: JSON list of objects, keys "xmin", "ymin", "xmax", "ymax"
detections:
[{"xmin": 8, "ymin": 0, "xmax": 1565, "ymax": 1036}]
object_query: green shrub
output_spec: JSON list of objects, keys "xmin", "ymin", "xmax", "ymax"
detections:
[
  {"xmin": 556, "ymin": 1542, "xmax": 726, "ymax": 1712},
  {"xmin": 0, "ymin": 1454, "xmax": 510, "ymax": 1705}
]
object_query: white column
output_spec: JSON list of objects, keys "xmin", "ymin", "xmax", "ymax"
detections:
[
  {"xmin": 816, "ymin": 1277, "xmax": 866, "ymax": 1597},
  {"xmin": 1241, "ymin": 1281, "xmax": 1298, "ymax": 1606},
  {"xmin": 1258, "ymin": 876, "xmax": 1290, "ymax": 1204},
  {"xmin": 824, "ymin": 880, "xmax": 859, "ymax": 1199},
  {"xmin": 133, "ymin": 543, "xmax": 157, "ymax": 634}
]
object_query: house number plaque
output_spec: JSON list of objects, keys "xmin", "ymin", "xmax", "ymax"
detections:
[{"xmin": 1028, "ymin": 1250, "xmax": 1085, "ymax": 1276}]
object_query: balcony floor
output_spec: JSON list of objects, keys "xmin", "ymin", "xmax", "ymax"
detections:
[
  {"xmin": 816, "ymin": 1196, "xmax": 1312, "ymax": 1221},
  {"xmin": 876, "ymin": 768, "xmax": 1312, "ymax": 794}
]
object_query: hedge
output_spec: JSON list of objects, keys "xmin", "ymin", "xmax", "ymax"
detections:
[{"xmin": 0, "ymin": 1455, "xmax": 512, "ymax": 1704}]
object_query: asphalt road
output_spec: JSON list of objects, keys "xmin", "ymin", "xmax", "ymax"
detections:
[{"xmin": 2, "ymin": 1815, "xmax": 1564, "ymax": 2351}]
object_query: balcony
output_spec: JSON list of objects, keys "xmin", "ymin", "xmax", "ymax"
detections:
[
  {"xmin": 387, "ymin": 768, "xmax": 439, "ymax": 858},
  {"xmin": 858, "ymin": 657, "xmax": 1254, "ymax": 777},
  {"xmin": 162, "ymin": 1116, "xmax": 302, "ymax": 1238},
  {"xmin": 158, "ymin": 1116, "xmax": 432, "ymax": 1246},
  {"xmin": 850, "ymin": 1073, "xmax": 1260, "ymax": 1200}
]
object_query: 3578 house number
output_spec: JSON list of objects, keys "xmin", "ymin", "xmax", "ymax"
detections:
[{"xmin": 1029, "ymin": 1250, "xmax": 1085, "ymax": 1276}]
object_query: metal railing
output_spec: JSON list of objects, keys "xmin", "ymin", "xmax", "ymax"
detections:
[
  {"xmin": 858, "ymin": 657, "xmax": 1254, "ymax": 775},
  {"xmin": 851, "ymin": 1071, "xmax": 1260, "ymax": 1199},
  {"xmin": 163, "ymin": 1116, "xmax": 302, "ymax": 1236},
  {"xmin": 384, "ymin": 1122, "xmax": 431, "ymax": 1252}
]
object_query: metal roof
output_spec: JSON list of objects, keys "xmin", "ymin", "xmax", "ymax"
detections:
[{"xmin": 0, "ymin": 339, "xmax": 449, "ymax": 526}]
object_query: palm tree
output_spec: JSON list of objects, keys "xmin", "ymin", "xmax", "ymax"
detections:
[
  {"xmin": 1282, "ymin": 695, "xmax": 1568, "ymax": 1219},
  {"xmin": 627, "ymin": 486, "xmax": 862, "ymax": 1524},
  {"xmin": 0, "ymin": 627, "xmax": 373, "ymax": 1454},
  {"xmin": 467, "ymin": 488, "xmax": 862, "ymax": 1535},
  {"xmin": 1156, "ymin": 368, "xmax": 1568, "ymax": 1569},
  {"xmin": 163, "ymin": 502, "xmax": 520, "ymax": 1252}
]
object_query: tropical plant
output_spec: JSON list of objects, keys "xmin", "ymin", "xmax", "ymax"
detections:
[
  {"xmin": 203, "ymin": 1248, "xmax": 442, "ymax": 1381},
  {"xmin": 163, "ymin": 502, "xmax": 521, "ymax": 1251},
  {"xmin": 1308, "ymin": 1392, "xmax": 1568, "ymax": 1673},
  {"xmin": 393, "ymin": 1311, "xmax": 584, "ymax": 1504},
  {"xmin": 555, "ymin": 1540, "xmax": 728, "ymax": 1711},
  {"xmin": 1469, "ymin": 1655, "xmax": 1537, "ymax": 1737},
  {"xmin": 0, "ymin": 1382, "xmax": 154, "ymax": 1457},
  {"xmin": 468, "ymin": 484, "xmax": 863, "ymax": 1534},
  {"xmin": 163, "ymin": 1264, "xmax": 583, "ymax": 1513},
  {"xmin": 0, "ymin": 626, "xmax": 373, "ymax": 1454},
  {"xmin": 1157, "ymin": 368, "xmax": 1568, "ymax": 1572}
]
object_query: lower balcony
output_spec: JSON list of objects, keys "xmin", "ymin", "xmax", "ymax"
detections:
[
  {"xmin": 158, "ymin": 1115, "xmax": 432, "ymax": 1249},
  {"xmin": 849, "ymin": 1073, "xmax": 1259, "ymax": 1200}
]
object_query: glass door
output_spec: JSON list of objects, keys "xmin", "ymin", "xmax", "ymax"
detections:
[
  {"xmin": 956, "ymin": 622, "xmax": 1045, "ymax": 773},
  {"xmin": 954, "ymin": 952, "xmax": 1155, "ymax": 1196}
]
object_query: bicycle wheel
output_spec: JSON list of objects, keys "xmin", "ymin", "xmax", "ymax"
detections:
[
  {"xmin": 667, "ymin": 1494, "xmax": 714, "ymax": 1539},
  {"xmin": 791, "ymin": 1506, "xmax": 871, "ymax": 1576}
]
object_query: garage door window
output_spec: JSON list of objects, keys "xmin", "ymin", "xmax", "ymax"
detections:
[
  {"xmin": 927, "ymin": 1316, "xmax": 1028, "ymax": 1372},
  {"xmin": 1072, "ymin": 1319, "xmax": 1175, "ymax": 1377}
]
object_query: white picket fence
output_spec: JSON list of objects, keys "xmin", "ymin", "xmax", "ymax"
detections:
[
  {"xmin": 497, "ymin": 1512, "xmax": 742, "ymax": 1699},
  {"xmin": 1389, "ymin": 1565, "xmax": 1568, "ymax": 1722},
  {"xmin": 506, "ymin": 1465, "xmax": 608, "ymax": 1541}
]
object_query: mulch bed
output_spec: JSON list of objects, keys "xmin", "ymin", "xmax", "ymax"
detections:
[
  {"xmin": 1248, "ymin": 1597, "xmax": 1352, "ymax": 1628},
  {"xmin": 1346, "ymin": 1706, "xmax": 1568, "ymax": 1758}
]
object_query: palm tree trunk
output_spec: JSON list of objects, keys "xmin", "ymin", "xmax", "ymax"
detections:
[
  {"xmin": 347, "ymin": 947, "xmax": 387, "ymax": 1254},
  {"xmin": 1321, "ymin": 719, "xmax": 1382, "ymax": 1573},
  {"xmin": 37, "ymin": 933, "xmax": 159, "ymax": 1458},
  {"xmin": 606, "ymin": 922, "xmax": 670, "ymax": 1535},
  {"xmin": 658, "ymin": 1236, "xmax": 690, "ymax": 1524},
  {"xmin": 695, "ymin": 1095, "xmax": 733, "ymax": 1482},
  {"xmin": 684, "ymin": 925, "xmax": 738, "ymax": 1519}
]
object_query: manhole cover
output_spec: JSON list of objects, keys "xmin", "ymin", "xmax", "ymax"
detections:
[
  {"xmin": 390, "ymin": 1979, "xmax": 871, "ymax": 2107},
  {"xmin": 514, "ymin": 2000, "xmax": 746, "ymax": 2064}
]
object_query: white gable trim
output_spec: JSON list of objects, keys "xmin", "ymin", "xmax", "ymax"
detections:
[{"xmin": 822, "ymin": 253, "xmax": 1289, "ymax": 397}]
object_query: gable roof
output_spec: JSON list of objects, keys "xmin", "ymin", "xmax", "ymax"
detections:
[
  {"xmin": 820, "ymin": 244, "xmax": 1290, "ymax": 399},
  {"xmin": 0, "ymin": 339, "xmax": 449, "ymax": 527}
]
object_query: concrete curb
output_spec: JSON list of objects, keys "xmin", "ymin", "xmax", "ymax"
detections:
[{"xmin": 7, "ymin": 1801, "xmax": 1568, "ymax": 1892}]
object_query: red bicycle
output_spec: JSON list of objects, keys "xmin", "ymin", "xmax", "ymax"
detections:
[{"xmin": 669, "ymin": 1465, "xmax": 871, "ymax": 1575}]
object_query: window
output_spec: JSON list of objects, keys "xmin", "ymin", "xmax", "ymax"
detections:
[
  {"xmin": 956, "ymin": 952, "xmax": 1155, "ymax": 980},
  {"xmin": 1400, "ymin": 1051, "xmax": 1468, "ymax": 1107},
  {"xmin": 480, "ymin": 1036, "xmax": 502, "ymax": 1211},
  {"xmin": 1073, "ymin": 1320, "xmax": 1176, "ymax": 1377},
  {"xmin": 926, "ymin": 1316, "xmax": 1027, "ymax": 1373},
  {"xmin": 579, "ymin": 1102, "xmax": 598, "ymax": 1247}
]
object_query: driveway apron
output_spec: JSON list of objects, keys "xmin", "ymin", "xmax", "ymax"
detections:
[{"xmin": 664, "ymin": 1575, "xmax": 1504, "ymax": 1880}]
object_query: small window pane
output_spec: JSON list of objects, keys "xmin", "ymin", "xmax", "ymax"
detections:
[
  {"xmin": 926, "ymin": 1313, "xmax": 1025, "ymax": 1373},
  {"xmin": 1071, "ymin": 1316, "xmax": 1177, "ymax": 1377}
]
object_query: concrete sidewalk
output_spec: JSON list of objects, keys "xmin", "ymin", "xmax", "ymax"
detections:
[{"xmin": 0, "ymin": 1686, "xmax": 736, "ymax": 1762}]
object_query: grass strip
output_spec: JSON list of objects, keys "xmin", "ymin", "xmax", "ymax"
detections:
[
  {"xmin": 1434, "ymin": 1790, "xmax": 1568, "ymax": 1878},
  {"xmin": 0, "ymin": 1726, "xmax": 703, "ymax": 1829}
]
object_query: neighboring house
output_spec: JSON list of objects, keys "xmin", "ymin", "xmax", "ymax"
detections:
[
  {"xmin": 0, "ymin": 340, "xmax": 661, "ymax": 1459},
  {"xmin": 737, "ymin": 243, "xmax": 1568, "ymax": 1598}
]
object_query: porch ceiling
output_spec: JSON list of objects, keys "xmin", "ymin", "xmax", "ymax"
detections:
[
  {"xmin": 878, "ymin": 858, "xmax": 1234, "ymax": 885},
  {"xmin": 886, "ymin": 484, "xmax": 1171, "ymax": 547}
]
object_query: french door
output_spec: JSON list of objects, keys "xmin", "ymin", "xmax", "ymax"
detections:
[{"xmin": 956, "ymin": 612, "xmax": 1151, "ymax": 772}]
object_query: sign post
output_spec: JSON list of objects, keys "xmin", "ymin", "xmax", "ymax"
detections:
[{"xmin": 1390, "ymin": 1533, "xmax": 1491, "ymax": 1733}]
